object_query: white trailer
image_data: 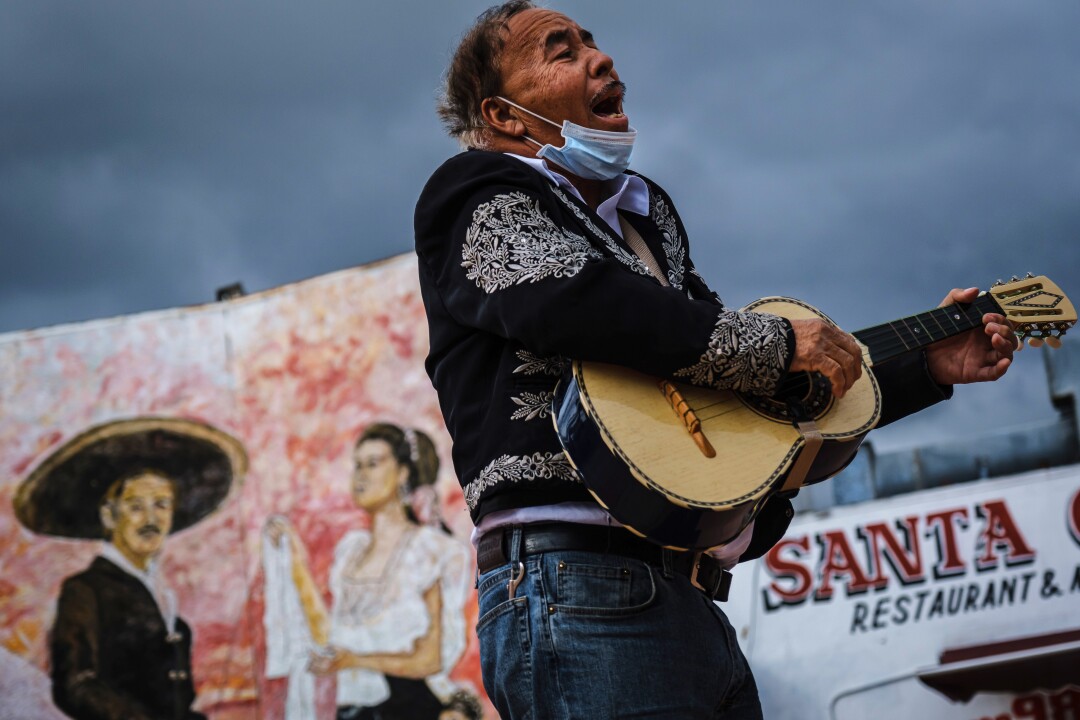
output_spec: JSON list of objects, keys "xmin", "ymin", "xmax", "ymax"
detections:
[{"xmin": 726, "ymin": 343, "xmax": 1080, "ymax": 720}]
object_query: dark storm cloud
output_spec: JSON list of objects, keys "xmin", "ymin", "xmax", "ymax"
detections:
[
  {"xmin": 2, "ymin": 0, "xmax": 1078, "ymax": 446},
  {"xmin": 0, "ymin": 0, "xmax": 472, "ymax": 329}
]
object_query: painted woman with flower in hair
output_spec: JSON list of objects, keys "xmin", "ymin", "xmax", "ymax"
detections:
[{"xmin": 263, "ymin": 423, "xmax": 471, "ymax": 720}]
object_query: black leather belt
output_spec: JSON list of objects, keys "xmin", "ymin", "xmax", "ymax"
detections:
[{"xmin": 476, "ymin": 522, "xmax": 732, "ymax": 602}]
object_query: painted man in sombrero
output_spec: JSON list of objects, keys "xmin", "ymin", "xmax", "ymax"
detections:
[{"xmin": 14, "ymin": 417, "xmax": 247, "ymax": 720}]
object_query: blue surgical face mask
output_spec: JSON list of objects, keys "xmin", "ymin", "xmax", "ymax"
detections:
[{"xmin": 497, "ymin": 96, "xmax": 636, "ymax": 180}]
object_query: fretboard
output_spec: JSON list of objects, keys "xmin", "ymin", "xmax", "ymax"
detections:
[{"xmin": 852, "ymin": 294, "xmax": 1001, "ymax": 367}]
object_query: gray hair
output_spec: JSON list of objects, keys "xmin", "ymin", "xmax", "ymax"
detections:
[{"xmin": 437, "ymin": 1, "xmax": 536, "ymax": 148}]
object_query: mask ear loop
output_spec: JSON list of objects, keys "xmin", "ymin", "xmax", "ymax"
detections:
[
  {"xmin": 495, "ymin": 96, "xmax": 564, "ymax": 153},
  {"xmin": 496, "ymin": 96, "xmax": 563, "ymax": 130}
]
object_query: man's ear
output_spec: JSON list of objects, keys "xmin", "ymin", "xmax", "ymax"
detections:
[
  {"xmin": 100, "ymin": 504, "xmax": 115, "ymax": 532},
  {"xmin": 480, "ymin": 97, "xmax": 526, "ymax": 138}
]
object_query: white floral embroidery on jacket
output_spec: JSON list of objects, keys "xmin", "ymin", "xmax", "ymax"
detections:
[
  {"xmin": 463, "ymin": 192, "xmax": 602, "ymax": 293},
  {"xmin": 463, "ymin": 452, "xmax": 580, "ymax": 510},
  {"xmin": 510, "ymin": 391, "xmax": 555, "ymax": 422},
  {"xmin": 549, "ymin": 185, "xmax": 653, "ymax": 278},
  {"xmin": 512, "ymin": 350, "xmax": 567, "ymax": 376},
  {"xmin": 675, "ymin": 310, "xmax": 790, "ymax": 395},
  {"xmin": 649, "ymin": 193, "xmax": 686, "ymax": 290}
]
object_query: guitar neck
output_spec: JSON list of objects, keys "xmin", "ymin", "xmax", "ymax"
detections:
[{"xmin": 852, "ymin": 294, "xmax": 1001, "ymax": 367}]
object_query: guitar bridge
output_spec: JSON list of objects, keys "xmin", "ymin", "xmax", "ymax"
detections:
[{"xmin": 659, "ymin": 380, "xmax": 716, "ymax": 458}]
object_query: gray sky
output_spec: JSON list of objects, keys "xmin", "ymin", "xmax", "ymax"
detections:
[{"xmin": 2, "ymin": 0, "xmax": 1078, "ymax": 449}]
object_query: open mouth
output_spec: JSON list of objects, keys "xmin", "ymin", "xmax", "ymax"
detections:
[{"xmin": 591, "ymin": 88, "xmax": 625, "ymax": 119}]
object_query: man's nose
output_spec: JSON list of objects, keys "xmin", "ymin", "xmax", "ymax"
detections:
[{"xmin": 587, "ymin": 48, "xmax": 615, "ymax": 79}]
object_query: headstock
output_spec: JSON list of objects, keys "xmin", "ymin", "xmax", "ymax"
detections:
[{"xmin": 987, "ymin": 274, "xmax": 1076, "ymax": 348}]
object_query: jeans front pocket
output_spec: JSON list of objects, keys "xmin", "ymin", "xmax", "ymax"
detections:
[
  {"xmin": 475, "ymin": 564, "xmax": 535, "ymax": 718},
  {"xmin": 549, "ymin": 552, "xmax": 657, "ymax": 617}
]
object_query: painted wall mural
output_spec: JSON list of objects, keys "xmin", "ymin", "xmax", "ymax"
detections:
[{"xmin": 0, "ymin": 255, "xmax": 490, "ymax": 720}]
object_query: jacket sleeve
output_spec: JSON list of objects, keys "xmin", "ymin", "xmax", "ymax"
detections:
[
  {"xmin": 50, "ymin": 579, "xmax": 153, "ymax": 720},
  {"xmin": 873, "ymin": 349, "xmax": 953, "ymax": 427},
  {"xmin": 416, "ymin": 154, "xmax": 794, "ymax": 397}
]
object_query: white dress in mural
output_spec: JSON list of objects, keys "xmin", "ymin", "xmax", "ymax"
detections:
[{"xmin": 263, "ymin": 524, "xmax": 470, "ymax": 719}]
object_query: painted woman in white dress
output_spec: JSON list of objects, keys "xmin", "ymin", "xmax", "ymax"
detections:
[{"xmin": 265, "ymin": 424, "xmax": 470, "ymax": 720}]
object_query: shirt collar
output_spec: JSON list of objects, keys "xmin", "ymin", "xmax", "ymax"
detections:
[
  {"xmin": 100, "ymin": 541, "xmax": 159, "ymax": 583},
  {"xmin": 100, "ymin": 542, "xmax": 179, "ymax": 633},
  {"xmin": 506, "ymin": 153, "xmax": 650, "ymax": 237}
]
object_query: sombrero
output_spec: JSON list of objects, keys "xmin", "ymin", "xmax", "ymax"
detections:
[{"xmin": 14, "ymin": 417, "xmax": 247, "ymax": 539}]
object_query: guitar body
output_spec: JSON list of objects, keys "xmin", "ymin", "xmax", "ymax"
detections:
[
  {"xmin": 553, "ymin": 297, "xmax": 881, "ymax": 550},
  {"xmin": 553, "ymin": 277, "xmax": 1074, "ymax": 550}
]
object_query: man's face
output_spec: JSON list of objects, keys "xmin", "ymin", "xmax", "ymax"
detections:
[
  {"xmin": 498, "ymin": 8, "xmax": 627, "ymax": 148},
  {"xmin": 103, "ymin": 473, "xmax": 175, "ymax": 569}
]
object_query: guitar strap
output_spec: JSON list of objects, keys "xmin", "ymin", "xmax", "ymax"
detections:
[
  {"xmin": 618, "ymin": 214, "xmax": 670, "ymax": 287},
  {"xmin": 780, "ymin": 420, "xmax": 824, "ymax": 493}
]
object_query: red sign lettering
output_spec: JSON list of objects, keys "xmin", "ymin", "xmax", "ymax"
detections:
[
  {"xmin": 761, "ymin": 498, "xmax": 1044, "ymax": 609},
  {"xmin": 764, "ymin": 536, "xmax": 813, "ymax": 606},
  {"xmin": 858, "ymin": 516, "xmax": 924, "ymax": 587},
  {"xmin": 975, "ymin": 499, "xmax": 1036, "ymax": 569},
  {"xmin": 815, "ymin": 530, "xmax": 874, "ymax": 600},
  {"xmin": 925, "ymin": 506, "xmax": 969, "ymax": 578}
]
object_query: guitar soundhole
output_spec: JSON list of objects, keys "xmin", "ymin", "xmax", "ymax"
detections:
[{"xmin": 741, "ymin": 371, "xmax": 833, "ymax": 423}]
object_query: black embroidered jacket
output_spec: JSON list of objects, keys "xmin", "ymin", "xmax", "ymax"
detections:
[{"xmin": 414, "ymin": 150, "xmax": 949, "ymax": 557}]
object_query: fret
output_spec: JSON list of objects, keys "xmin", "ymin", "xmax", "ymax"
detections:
[
  {"xmin": 937, "ymin": 306, "xmax": 963, "ymax": 333},
  {"xmin": 927, "ymin": 308, "xmax": 949, "ymax": 338},
  {"xmin": 912, "ymin": 312, "xmax": 938, "ymax": 343},
  {"xmin": 888, "ymin": 320, "xmax": 913, "ymax": 350},
  {"xmin": 974, "ymin": 294, "xmax": 1003, "ymax": 320},
  {"xmin": 960, "ymin": 301, "xmax": 982, "ymax": 329},
  {"xmin": 899, "ymin": 316, "xmax": 924, "ymax": 347}
]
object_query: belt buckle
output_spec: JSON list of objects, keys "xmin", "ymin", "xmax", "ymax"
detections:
[
  {"xmin": 689, "ymin": 551, "xmax": 708, "ymax": 593},
  {"xmin": 689, "ymin": 552, "xmax": 732, "ymax": 602}
]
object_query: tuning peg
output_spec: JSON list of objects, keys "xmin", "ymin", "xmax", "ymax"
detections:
[
  {"xmin": 1046, "ymin": 336, "xmax": 1062, "ymax": 349},
  {"xmin": 1025, "ymin": 272, "xmax": 1035, "ymax": 278},
  {"xmin": 994, "ymin": 279, "xmax": 1004, "ymax": 287},
  {"xmin": 1011, "ymin": 275, "xmax": 1020, "ymax": 282},
  {"xmin": 1028, "ymin": 337, "xmax": 1044, "ymax": 348}
]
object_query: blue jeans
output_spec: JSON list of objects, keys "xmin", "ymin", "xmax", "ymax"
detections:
[{"xmin": 475, "ymin": 529, "xmax": 762, "ymax": 719}]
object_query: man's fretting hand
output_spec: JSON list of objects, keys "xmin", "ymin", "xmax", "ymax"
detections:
[
  {"xmin": 788, "ymin": 318, "xmax": 863, "ymax": 399},
  {"xmin": 925, "ymin": 287, "xmax": 1017, "ymax": 385}
]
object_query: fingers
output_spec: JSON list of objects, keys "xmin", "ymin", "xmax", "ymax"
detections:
[
  {"xmin": 939, "ymin": 287, "xmax": 979, "ymax": 307},
  {"xmin": 982, "ymin": 314, "xmax": 1019, "ymax": 353},
  {"xmin": 789, "ymin": 318, "xmax": 864, "ymax": 398}
]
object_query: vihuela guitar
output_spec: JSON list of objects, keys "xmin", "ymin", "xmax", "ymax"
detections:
[{"xmin": 552, "ymin": 275, "xmax": 1075, "ymax": 550}]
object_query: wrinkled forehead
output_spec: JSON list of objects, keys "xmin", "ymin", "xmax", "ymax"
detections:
[{"xmin": 502, "ymin": 8, "xmax": 589, "ymax": 63}]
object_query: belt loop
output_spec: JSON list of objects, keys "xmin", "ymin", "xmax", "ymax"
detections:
[
  {"xmin": 508, "ymin": 526, "xmax": 523, "ymax": 564},
  {"xmin": 661, "ymin": 548, "xmax": 674, "ymax": 579}
]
